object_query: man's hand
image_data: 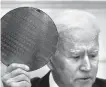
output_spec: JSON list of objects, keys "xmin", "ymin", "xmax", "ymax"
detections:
[{"xmin": 1, "ymin": 63, "xmax": 31, "ymax": 87}]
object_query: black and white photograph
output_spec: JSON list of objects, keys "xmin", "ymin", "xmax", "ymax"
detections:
[{"xmin": 1, "ymin": 0, "xmax": 106, "ymax": 87}]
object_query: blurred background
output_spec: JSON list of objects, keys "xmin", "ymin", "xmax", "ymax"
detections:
[{"xmin": 1, "ymin": 0, "xmax": 106, "ymax": 79}]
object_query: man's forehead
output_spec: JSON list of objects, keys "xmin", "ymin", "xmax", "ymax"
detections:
[
  {"xmin": 60, "ymin": 27, "xmax": 98, "ymax": 44},
  {"xmin": 59, "ymin": 28, "xmax": 99, "ymax": 52},
  {"xmin": 63, "ymin": 39, "xmax": 99, "ymax": 54},
  {"xmin": 71, "ymin": 28, "xmax": 98, "ymax": 43}
]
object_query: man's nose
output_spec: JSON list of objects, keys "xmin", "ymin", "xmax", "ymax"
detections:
[{"xmin": 80, "ymin": 55, "xmax": 91, "ymax": 72}]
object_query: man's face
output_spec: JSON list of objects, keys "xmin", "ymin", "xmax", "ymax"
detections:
[{"xmin": 51, "ymin": 29, "xmax": 99, "ymax": 87}]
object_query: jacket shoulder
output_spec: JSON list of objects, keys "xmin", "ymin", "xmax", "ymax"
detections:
[
  {"xmin": 31, "ymin": 71, "xmax": 51, "ymax": 87},
  {"xmin": 93, "ymin": 78, "xmax": 106, "ymax": 87},
  {"xmin": 31, "ymin": 77, "xmax": 41, "ymax": 87}
]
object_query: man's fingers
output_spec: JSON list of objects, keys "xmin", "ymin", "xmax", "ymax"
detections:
[
  {"xmin": 11, "ymin": 68, "xmax": 30, "ymax": 79},
  {"xmin": 17, "ymin": 81, "xmax": 31, "ymax": 87},
  {"xmin": 2, "ymin": 68, "xmax": 30, "ymax": 82},
  {"xmin": 7, "ymin": 63, "xmax": 30, "ymax": 73},
  {"xmin": 1, "ymin": 63, "xmax": 31, "ymax": 87},
  {"xmin": 4, "ymin": 81, "xmax": 31, "ymax": 87},
  {"xmin": 6, "ymin": 74, "xmax": 30, "ymax": 84}
]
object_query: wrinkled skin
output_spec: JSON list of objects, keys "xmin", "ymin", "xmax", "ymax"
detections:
[
  {"xmin": 49, "ymin": 28, "xmax": 99, "ymax": 87},
  {"xmin": 1, "ymin": 63, "xmax": 31, "ymax": 87}
]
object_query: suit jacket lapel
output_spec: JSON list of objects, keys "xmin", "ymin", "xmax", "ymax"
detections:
[{"xmin": 38, "ymin": 71, "xmax": 51, "ymax": 87}]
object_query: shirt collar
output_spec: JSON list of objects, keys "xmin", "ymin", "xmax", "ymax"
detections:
[
  {"xmin": 39, "ymin": 65, "xmax": 59, "ymax": 87},
  {"xmin": 49, "ymin": 72, "xmax": 59, "ymax": 87}
]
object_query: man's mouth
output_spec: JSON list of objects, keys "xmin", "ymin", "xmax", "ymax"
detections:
[
  {"xmin": 76, "ymin": 77, "xmax": 92, "ymax": 82},
  {"xmin": 81, "ymin": 77, "xmax": 91, "ymax": 80}
]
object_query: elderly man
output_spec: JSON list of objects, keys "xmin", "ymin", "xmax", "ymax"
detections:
[{"xmin": 1, "ymin": 10, "xmax": 106, "ymax": 87}]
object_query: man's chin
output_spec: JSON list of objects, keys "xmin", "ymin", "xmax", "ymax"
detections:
[
  {"xmin": 63, "ymin": 83, "xmax": 92, "ymax": 87},
  {"xmin": 74, "ymin": 81, "xmax": 93, "ymax": 87},
  {"xmin": 64, "ymin": 80, "xmax": 93, "ymax": 87}
]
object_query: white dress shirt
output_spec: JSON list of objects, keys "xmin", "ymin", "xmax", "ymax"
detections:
[
  {"xmin": 49, "ymin": 71, "xmax": 59, "ymax": 87},
  {"xmin": 36, "ymin": 65, "xmax": 59, "ymax": 87}
]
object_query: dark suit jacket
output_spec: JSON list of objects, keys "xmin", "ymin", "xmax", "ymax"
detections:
[{"xmin": 31, "ymin": 71, "xmax": 106, "ymax": 87}]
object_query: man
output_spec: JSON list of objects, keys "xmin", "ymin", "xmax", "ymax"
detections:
[{"xmin": 2, "ymin": 10, "xmax": 106, "ymax": 87}]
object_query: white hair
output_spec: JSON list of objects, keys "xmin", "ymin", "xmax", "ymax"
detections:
[
  {"xmin": 51, "ymin": 10, "xmax": 100, "ymax": 50},
  {"xmin": 52, "ymin": 10, "xmax": 100, "ymax": 34}
]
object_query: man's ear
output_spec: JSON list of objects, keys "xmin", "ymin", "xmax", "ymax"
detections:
[{"xmin": 47, "ymin": 57, "xmax": 53, "ymax": 70}]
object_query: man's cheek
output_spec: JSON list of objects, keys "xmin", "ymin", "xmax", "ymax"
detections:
[
  {"xmin": 91, "ymin": 59, "xmax": 98, "ymax": 75},
  {"xmin": 53, "ymin": 56, "xmax": 67, "ymax": 70},
  {"xmin": 61, "ymin": 59, "xmax": 78, "ymax": 84},
  {"xmin": 91, "ymin": 58, "xmax": 99, "ymax": 66},
  {"xmin": 91, "ymin": 65, "xmax": 98, "ymax": 82}
]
